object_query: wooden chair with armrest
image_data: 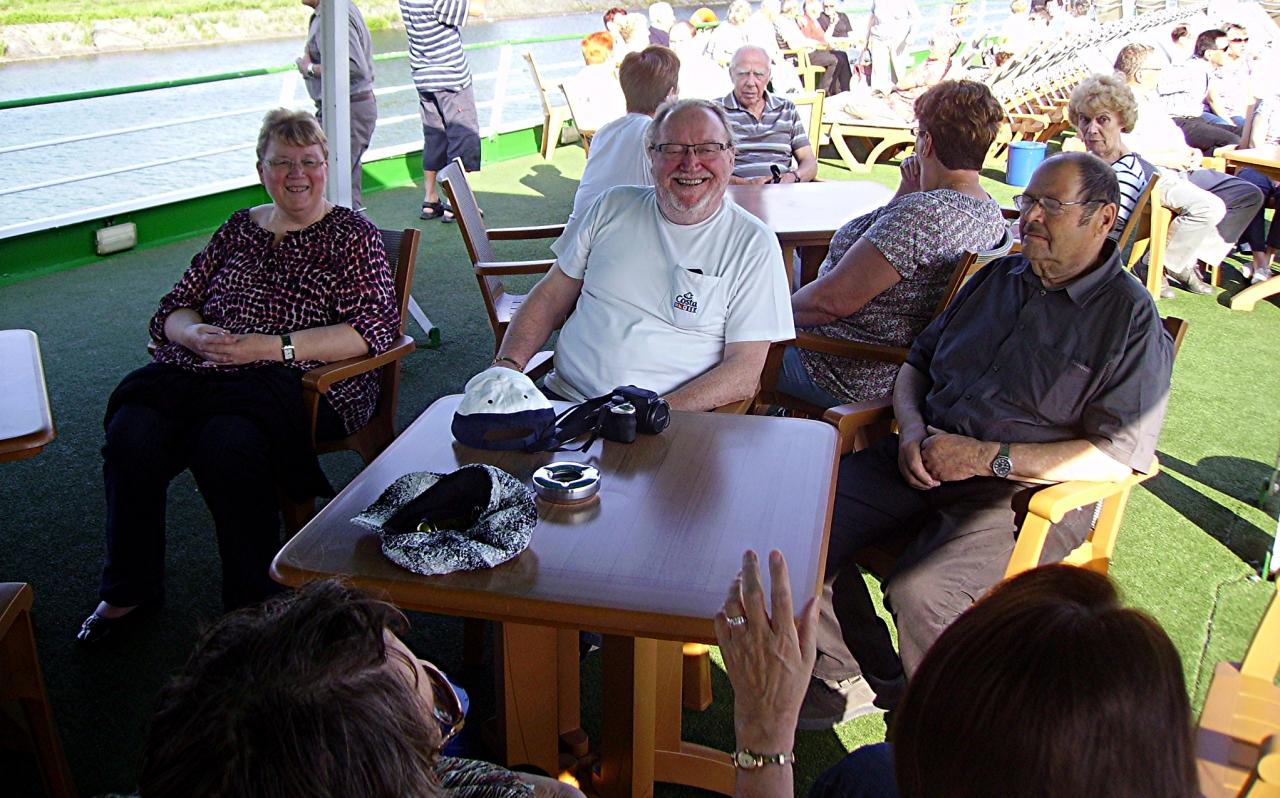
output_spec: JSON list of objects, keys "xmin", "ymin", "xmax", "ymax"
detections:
[
  {"xmin": 439, "ymin": 158, "xmax": 559, "ymax": 377},
  {"xmin": 0, "ymin": 583, "xmax": 75, "ymax": 798},
  {"xmin": 821, "ymin": 315, "xmax": 1188, "ymax": 580},
  {"xmin": 280, "ymin": 227, "xmax": 420, "ymax": 533},
  {"xmin": 756, "ymin": 227, "xmax": 1015, "ymax": 419},
  {"xmin": 790, "ymin": 90, "xmax": 826, "ymax": 151},
  {"xmin": 781, "ymin": 48, "xmax": 826, "ymax": 94},
  {"xmin": 523, "ymin": 51, "xmax": 577, "ymax": 161},
  {"xmin": 1197, "ymin": 585, "xmax": 1280, "ymax": 798},
  {"xmin": 1116, "ymin": 173, "xmax": 1171, "ymax": 299}
]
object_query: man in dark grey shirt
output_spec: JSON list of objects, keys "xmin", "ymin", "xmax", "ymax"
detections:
[{"xmin": 801, "ymin": 152, "xmax": 1175, "ymax": 730}]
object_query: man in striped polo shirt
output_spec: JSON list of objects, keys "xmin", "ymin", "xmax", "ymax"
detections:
[
  {"xmin": 717, "ymin": 46, "xmax": 818, "ymax": 185},
  {"xmin": 400, "ymin": 0, "xmax": 481, "ymax": 222}
]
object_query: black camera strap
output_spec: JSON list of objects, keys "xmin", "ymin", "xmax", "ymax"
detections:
[{"xmin": 526, "ymin": 395, "xmax": 611, "ymax": 453}]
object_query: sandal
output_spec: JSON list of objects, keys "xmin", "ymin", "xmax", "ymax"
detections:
[
  {"xmin": 419, "ymin": 200, "xmax": 446, "ymax": 221},
  {"xmin": 440, "ymin": 200, "xmax": 456, "ymax": 224}
]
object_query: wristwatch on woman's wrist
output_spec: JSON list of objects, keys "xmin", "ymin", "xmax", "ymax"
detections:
[
  {"xmin": 733, "ymin": 749, "xmax": 795, "ymax": 770},
  {"xmin": 281, "ymin": 334, "xmax": 296, "ymax": 363}
]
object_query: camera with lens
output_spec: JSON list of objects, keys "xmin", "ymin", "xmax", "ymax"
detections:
[{"xmin": 599, "ymin": 386, "xmax": 671, "ymax": 443}]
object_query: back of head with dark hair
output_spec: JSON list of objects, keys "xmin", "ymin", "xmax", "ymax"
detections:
[
  {"xmin": 603, "ymin": 6, "xmax": 627, "ymax": 27},
  {"xmin": 894, "ymin": 565, "xmax": 1196, "ymax": 798},
  {"xmin": 1194, "ymin": 28, "xmax": 1227, "ymax": 58},
  {"xmin": 1171, "ymin": 23, "xmax": 1188, "ymax": 43},
  {"xmin": 620, "ymin": 46, "xmax": 682, "ymax": 115},
  {"xmin": 139, "ymin": 580, "xmax": 442, "ymax": 798},
  {"xmin": 913, "ymin": 80, "xmax": 1005, "ymax": 171}
]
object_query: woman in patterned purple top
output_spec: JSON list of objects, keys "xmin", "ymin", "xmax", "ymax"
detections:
[
  {"xmin": 77, "ymin": 109, "xmax": 399, "ymax": 643},
  {"xmin": 778, "ymin": 80, "xmax": 1008, "ymax": 408}
]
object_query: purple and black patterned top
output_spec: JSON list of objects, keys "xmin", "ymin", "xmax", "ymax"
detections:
[{"xmin": 148, "ymin": 206, "xmax": 399, "ymax": 434}]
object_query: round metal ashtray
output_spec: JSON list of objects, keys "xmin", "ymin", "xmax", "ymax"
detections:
[{"xmin": 532, "ymin": 462, "xmax": 601, "ymax": 505}]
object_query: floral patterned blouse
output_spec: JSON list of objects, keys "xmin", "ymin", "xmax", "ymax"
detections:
[
  {"xmin": 799, "ymin": 189, "xmax": 1006, "ymax": 404},
  {"xmin": 148, "ymin": 206, "xmax": 399, "ymax": 434}
]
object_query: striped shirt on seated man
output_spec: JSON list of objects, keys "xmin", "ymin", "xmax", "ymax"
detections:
[{"xmin": 717, "ymin": 45, "xmax": 819, "ymax": 185}]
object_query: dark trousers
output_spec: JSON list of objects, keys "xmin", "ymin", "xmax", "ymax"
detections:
[
  {"xmin": 1173, "ymin": 116, "xmax": 1241, "ymax": 154},
  {"xmin": 1234, "ymin": 167, "xmax": 1280, "ymax": 251},
  {"xmin": 811, "ymin": 743, "xmax": 898, "ymax": 798},
  {"xmin": 418, "ymin": 85, "xmax": 481, "ymax": 173},
  {"xmin": 808, "ymin": 49, "xmax": 853, "ymax": 96},
  {"xmin": 99, "ymin": 379, "xmax": 343, "ymax": 611},
  {"xmin": 812, "ymin": 436, "xmax": 1093, "ymax": 702}
]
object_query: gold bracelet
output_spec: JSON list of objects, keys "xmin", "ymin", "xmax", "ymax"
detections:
[{"xmin": 492, "ymin": 355, "xmax": 522, "ymax": 369}]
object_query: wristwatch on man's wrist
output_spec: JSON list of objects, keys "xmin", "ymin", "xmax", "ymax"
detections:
[
  {"xmin": 991, "ymin": 442, "xmax": 1012, "ymax": 478},
  {"xmin": 733, "ymin": 749, "xmax": 795, "ymax": 770},
  {"xmin": 281, "ymin": 334, "xmax": 296, "ymax": 364}
]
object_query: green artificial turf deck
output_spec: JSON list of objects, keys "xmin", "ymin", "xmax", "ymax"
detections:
[{"xmin": 0, "ymin": 146, "xmax": 1276, "ymax": 796}]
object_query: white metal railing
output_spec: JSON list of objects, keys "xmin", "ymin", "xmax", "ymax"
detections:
[{"xmin": 0, "ymin": 44, "xmax": 581, "ymax": 202}]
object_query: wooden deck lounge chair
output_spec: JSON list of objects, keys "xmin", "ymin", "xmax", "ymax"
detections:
[
  {"xmin": 1197, "ymin": 585, "xmax": 1280, "ymax": 797},
  {"xmin": 826, "ymin": 119, "xmax": 916, "ymax": 173}
]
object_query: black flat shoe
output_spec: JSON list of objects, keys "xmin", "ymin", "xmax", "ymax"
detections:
[{"xmin": 75, "ymin": 600, "xmax": 161, "ymax": 645}]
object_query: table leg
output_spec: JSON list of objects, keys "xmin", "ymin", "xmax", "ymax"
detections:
[
  {"xmin": 1230, "ymin": 273, "xmax": 1280, "ymax": 311},
  {"xmin": 596, "ymin": 635, "xmax": 658, "ymax": 798},
  {"xmin": 798, "ymin": 245, "xmax": 828, "ymax": 288},
  {"xmin": 653, "ymin": 641, "xmax": 734, "ymax": 796},
  {"xmin": 495, "ymin": 622, "xmax": 577, "ymax": 777},
  {"xmin": 595, "ymin": 637, "xmax": 733, "ymax": 798}
]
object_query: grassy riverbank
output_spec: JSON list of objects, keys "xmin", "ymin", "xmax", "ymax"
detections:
[{"xmin": 0, "ymin": 0, "xmax": 344, "ymax": 25}]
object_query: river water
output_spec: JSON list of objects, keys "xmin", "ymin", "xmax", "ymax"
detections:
[{"xmin": 0, "ymin": 2, "xmax": 995, "ymax": 232}]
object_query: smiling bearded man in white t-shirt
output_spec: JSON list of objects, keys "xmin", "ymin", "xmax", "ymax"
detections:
[{"xmin": 488, "ymin": 98, "xmax": 794, "ymax": 411}]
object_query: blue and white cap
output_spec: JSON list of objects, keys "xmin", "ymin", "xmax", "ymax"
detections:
[{"xmin": 451, "ymin": 366, "xmax": 556, "ymax": 451}]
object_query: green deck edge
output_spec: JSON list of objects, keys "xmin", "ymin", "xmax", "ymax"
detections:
[{"xmin": 0, "ymin": 129, "xmax": 544, "ymax": 287}]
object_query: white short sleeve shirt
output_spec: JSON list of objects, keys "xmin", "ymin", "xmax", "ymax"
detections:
[{"xmin": 546, "ymin": 186, "xmax": 794, "ymax": 402}]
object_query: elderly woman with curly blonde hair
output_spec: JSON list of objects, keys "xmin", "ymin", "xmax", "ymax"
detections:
[{"xmin": 1068, "ymin": 72, "xmax": 1261, "ymax": 295}]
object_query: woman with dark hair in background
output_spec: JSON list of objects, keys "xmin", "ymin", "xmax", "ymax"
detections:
[{"xmin": 715, "ymin": 555, "xmax": 1197, "ymax": 798}]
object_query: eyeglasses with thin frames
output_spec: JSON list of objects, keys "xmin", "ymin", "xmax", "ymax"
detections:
[
  {"xmin": 420, "ymin": 658, "xmax": 466, "ymax": 744},
  {"xmin": 264, "ymin": 157, "xmax": 326, "ymax": 174},
  {"xmin": 650, "ymin": 142, "xmax": 732, "ymax": 159},
  {"xmin": 731, "ymin": 69, "xmax": 769, "ymax": 80},
  {"xmin": 1012, "ymin": 193, "xmax": 1104, "ymax": 216}
]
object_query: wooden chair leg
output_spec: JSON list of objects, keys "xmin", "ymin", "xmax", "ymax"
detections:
[
  {"xmin": 1, "ymin": 585, "xmax": 76, "ymax": 798},
  {"xmin": 681, "ymin": 643, "xmax": 712, "ymax": 712}
]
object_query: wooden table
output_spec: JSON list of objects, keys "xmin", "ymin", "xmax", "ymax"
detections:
[
  {"xmin": 0, "ymin": 330, "xmax": 55, "ymax": 462},
  {"xmin": 271, "ymin": 395, "xmax": 838, "ymax": 798},
  {"xmin": 729, "ymin": 181, "xmax": 895, "ymax": 289},
  {"xmin": 1219, "ymin": 146, "xmax": 1280, "ymax": 311}
]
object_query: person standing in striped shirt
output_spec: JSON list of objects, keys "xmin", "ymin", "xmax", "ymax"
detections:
[{"xmin": 400, "ymin": 0, "xmax": 481, "ymax": 222}]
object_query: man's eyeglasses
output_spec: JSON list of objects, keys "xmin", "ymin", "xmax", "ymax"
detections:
[
  {"xmin": 420, "ymin": 658, "xmax": 465, "ymax": 744},
  {"xmin": 650, "ymin": 142, "xmax": 732, "ymax": 158},
  {"xmin": 731, "ymin": 69, "xmax": 769, "ymax": 80},
  {"xmin": 1230, "ymin": 37, "xmax": 1248, "ymax": 43},
  {"xmin": 265, "ymin": 157, "xmax": 325, "ymax": 173},
  {"xmin": 1012, "ymin": 193, "xmax": 1104, "ymax": 216}
]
